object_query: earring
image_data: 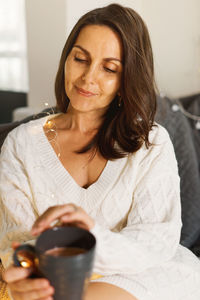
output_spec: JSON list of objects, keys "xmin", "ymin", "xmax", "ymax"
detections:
[{"xmin": 118, "ymin": 95, "xmax": 122, "ymax": 107}]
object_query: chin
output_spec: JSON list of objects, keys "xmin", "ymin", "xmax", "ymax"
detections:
[
  {"xmin": 69, "ymin": 102, "xmax": 93, "ymax": 112},
  {"xmin": 70, "ymin": 103, "xmax": 107, "ymax": 114}
]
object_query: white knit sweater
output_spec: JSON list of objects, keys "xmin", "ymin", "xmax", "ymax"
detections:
[{"xmin": 0, "ymin": 116, "xmax": 200, "ymax": 300}]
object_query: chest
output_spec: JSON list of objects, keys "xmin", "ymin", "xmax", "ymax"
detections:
[
  {"xmin": 59, "ymin": 150, "xmax": 107, "ymax": 189},
  {"xmin": 30, "ymin": 129, "xmax": 136, "ymax": 228},
  {"xmin": 44, "ymin": 126, "xmax": 107, "ymax": 189}
]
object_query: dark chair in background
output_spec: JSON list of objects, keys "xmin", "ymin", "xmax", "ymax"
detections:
[
  {"xmin": 0, "ymin": 90, "xmax": 27, "ymax": 124},
  {"xmin": 155, "ymin": 95, "xmax": 200, "ymax": 255}
]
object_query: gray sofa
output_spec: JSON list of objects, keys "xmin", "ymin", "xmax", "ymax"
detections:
[
  {"xmin": 155, "ymin": 95, "xmax": 200, "ymax": 255},
  {"xmin": 0, "ymin": 95, "xmax": 200, "ymax": 299},
  {"xmin": 0, "ymin": 95, "xmax": 200, "ymax": 254}
]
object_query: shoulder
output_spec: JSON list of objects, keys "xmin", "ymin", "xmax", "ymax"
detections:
[
  {"xmin": 128, "ymin": 123, "xmax": 177, "ymax": 171},
  {"xmin": 148, "ymin": 123, "xmax": 172, "ymax": 145},
  {"xmin": 1, "ymin": 116, "xmax": 48, "ymax": 155},
  {"xmin": 136, "ymin": 123, "xmax": 174, "ymax": 157},
  {"xmin": 146, "ymin": 123, "xmax": 175, "ymax": 158}
]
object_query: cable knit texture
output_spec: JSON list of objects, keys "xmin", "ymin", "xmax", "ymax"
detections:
[{"xmin": 0, "ymin": 115, "xmax": 200, "ymax": 300}]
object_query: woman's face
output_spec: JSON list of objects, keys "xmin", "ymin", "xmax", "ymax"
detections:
[{"xmin": 64, "ymin": 25, "xmax": 123, "ymax": 113}]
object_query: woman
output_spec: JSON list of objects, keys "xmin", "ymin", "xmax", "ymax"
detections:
[{"xmin": 1, "ymin": 3, "xmax": 200, "ymax": 300}]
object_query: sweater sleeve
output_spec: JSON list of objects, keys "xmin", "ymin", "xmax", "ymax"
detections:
[
  {"xmin": 0, "ymin": 131, "xmax": 37, "ymax": 269},
  {"xmin": 91, "ymin": 127, "xmax": 182, "ymax": 276}
]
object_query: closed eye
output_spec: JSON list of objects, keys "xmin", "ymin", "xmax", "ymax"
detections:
[
  {"xmin": 104, "ymin": 67, "xmax": 117, "ymax": 73},
  {"xmin": 74, "ymin": 57, "xmax": 88, "ymax": 63},
  {"xmin": 74, "ymin": 57, "xmax": 117, "ymax": 73}
]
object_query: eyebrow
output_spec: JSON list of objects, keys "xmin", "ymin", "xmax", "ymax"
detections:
[{"xmin": 73, "ymin": 45, "xmax": 122, "ymax": 63}]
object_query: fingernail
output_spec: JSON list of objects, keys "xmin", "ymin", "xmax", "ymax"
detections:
[
  {"xmin": 31, "ymin": 226, "xmax": 41, "ymax": 233},
  {"xmin": 49, "ymin": 286, "xmax": 55, "ymax": 293},
  {"xmin": 61, "ymin": 216, "xmax": 68, "ymax": 221},
  {"xmin": 42, "ymin": 280, "xmax": 50, "ymax": 287},
  {"xmin": 31, "ymin": 229, "xmax": 38, "ymax": 235}
]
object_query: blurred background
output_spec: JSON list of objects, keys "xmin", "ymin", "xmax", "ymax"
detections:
[{"xmin": 0, "ymin": 0, "xmax": 200, "ymax": 123}]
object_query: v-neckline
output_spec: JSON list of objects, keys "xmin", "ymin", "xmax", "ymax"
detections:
[
  {"xmin": 40, "ymin": 115, "xmax": 112, "ymax": 192},
  {"xmin": 35, "ymin": 115, "xmax": 127, "ymax": 210}
]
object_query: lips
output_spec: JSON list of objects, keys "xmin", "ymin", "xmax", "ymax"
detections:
[{"xmin": 75, "ymin": 86, "xmax": 97, "ymax": 97}]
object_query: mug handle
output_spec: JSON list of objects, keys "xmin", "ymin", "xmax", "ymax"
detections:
[{"xmin": 13, "ymin": 244, "xmax": 40, "ymax": 277}]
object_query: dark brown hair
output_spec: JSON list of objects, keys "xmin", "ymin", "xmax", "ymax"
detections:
[{"xmin": 55, "ymin": 3, "xmax": 157, "ymax": 159}]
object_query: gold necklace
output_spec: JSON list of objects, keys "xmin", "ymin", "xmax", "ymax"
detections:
[{"xmin": 40, "ymin": 101, "xmax": 63, "ymax": 158}]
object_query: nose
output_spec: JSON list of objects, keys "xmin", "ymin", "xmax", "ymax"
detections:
[{"xmin": 81, "ymin": 64, "xmax": 99, "ymax": 84}]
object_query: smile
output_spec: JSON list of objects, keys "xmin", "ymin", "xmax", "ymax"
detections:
[{"xmin": 75, "ymin": 86, "xmax": 97, "ymax": 97}]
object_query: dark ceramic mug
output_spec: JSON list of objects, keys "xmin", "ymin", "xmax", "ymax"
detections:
[{"xmin": 13, "ymin": 226, "xmax": 96, "ymax": 300}]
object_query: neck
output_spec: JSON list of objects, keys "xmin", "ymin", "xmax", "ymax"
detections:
[{"xmin": 64, "ymin": 105, "xmax": 106, "ymax": 134}]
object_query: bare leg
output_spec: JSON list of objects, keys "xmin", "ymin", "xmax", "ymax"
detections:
[{"xmin": 84, "ymin": 282, "xmax": 139, "ymax": 300}]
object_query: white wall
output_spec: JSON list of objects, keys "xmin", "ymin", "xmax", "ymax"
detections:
[
  {"xmin": 66, "ymin": 0, "xmax": 142, "ymax": 36},
  {"xmin": 25, "ymin": 0, "xmax": 200, "ymax": 110},
  {"xmin": 25, "ymin": 0, "xmax": 67, "ymax": 108},
  {"xmin": 140, "ymin": 0, "xmax": 200, "ymax": 98},
  {"xmin": 66, "ymin": 0, "xmax": 200, "ymax": 98}
]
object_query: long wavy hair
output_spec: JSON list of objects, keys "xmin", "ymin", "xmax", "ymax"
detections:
[{"xmin": 55, "ymin": 3, "xmax": 157, "ymax": 159}]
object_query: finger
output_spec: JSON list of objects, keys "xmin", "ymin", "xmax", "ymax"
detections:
[
  {"xmin": 11, "ymin": 290, "xmax": 53, "ymax": 300},
  {"xmin": 60, "ymin": 211, "xmax": 94, "ymax": 230},
  {"xmin": 26, "ymin": 286, "xmax": 54, "ymax": 299},
  {"xmin": 12, "ymin": 286, "xmax": 54, "ymax": 300},
  {"xmin": 12, "ymin": 241, "xmax": 21, "ymax": 250},
  {"xmin": 29, "ymin": 298, "xmax": 53, "ymax": 300},
  {"xmin": 32, "ymin": 204, "xmax": 78, "ymax": 229},
  {"xmin": 31, "ymin": 204, "xmax": 78, "ymax": 235},
  {"xmin": 3, "ymin": 266, "xmax": 33, "ymax": 283},
  {"xmin": 39, "ymin": 297, "xmax": 54, "ymax": 300},
  {"xmin": 9, "ymin": 278, "xmax": 51, "ymax": 292}
]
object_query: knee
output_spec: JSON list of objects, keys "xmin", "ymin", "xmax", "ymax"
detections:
[{"xmin": 83, "ymin": 282, "xmax": 138, "ymax": 300}]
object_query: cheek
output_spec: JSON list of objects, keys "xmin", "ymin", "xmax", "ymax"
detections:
[
  {"xmin": 103, "ymin": 77, "xmax": 121, "ymax": 96},
  {"xmin": 64, "ymin": 70, "xmax": 73, "ymax": 96},
  {"xmin": 65, "ymin": 60, "xmax": 73, "ymax": 82},
  {"xmin": 64, "ymin": 73, "xmax": 70, "ymax": 94},
  {"xmin": 64, "ymin": 62, "xmax": 76, "ymax": 92},
  {"xmin": 65, "ymin": 64, "xmax": 83, "ymax": 88}
]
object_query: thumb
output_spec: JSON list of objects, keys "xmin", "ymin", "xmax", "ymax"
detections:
[{"xmin": 3, "ymin": 265, "xmax": 33, "ymax": 283}]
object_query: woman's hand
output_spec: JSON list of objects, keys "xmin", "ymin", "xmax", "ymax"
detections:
[
  {"xmin": 3, "ymin": 266, "xmax": 54, "ymax": 300},
  {"xmin": 3, "ymin": 242, "xmax": 54, "ymax": 300},
  {"xmin": 3, "ymin": 204, "xmax": 94, "ymax": 300},
  {"xmin": 31, "ymin": 203, "xmax": 95, "ymax": 236}
]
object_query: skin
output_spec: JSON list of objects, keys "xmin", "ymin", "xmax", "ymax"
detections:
[
  {"xmin": 43, "ymin": 25, "xmax": 123, "ymax": 189},
  {"xmin": 65, "ymin": 24, "xmax": 123, "ymax": 117},
  {"xmin": 3, "ymin": 26, "xmax": 137, "ymax": 300}
]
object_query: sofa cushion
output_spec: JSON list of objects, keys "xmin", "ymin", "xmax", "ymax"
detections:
[{"xmin": 156, "ymin": 96, "xmax": 200, "ymax": 252}]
